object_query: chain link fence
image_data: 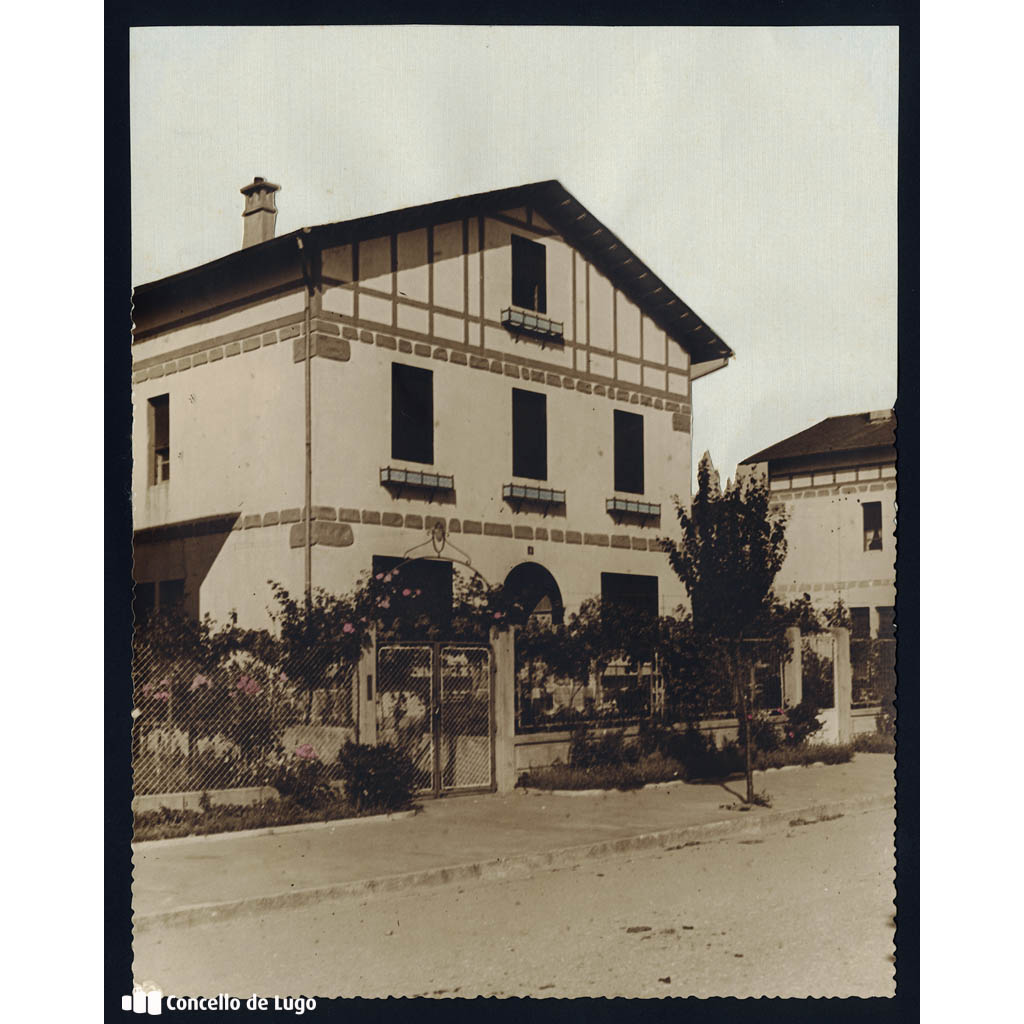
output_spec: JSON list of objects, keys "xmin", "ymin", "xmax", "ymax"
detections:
[
  {"xmin": 851, "ymin": 637, "xmax": 896, "ymax": 711},
  {"xmin": 132, "ymin": 620, "xmax": 357, "ymax": 796}
]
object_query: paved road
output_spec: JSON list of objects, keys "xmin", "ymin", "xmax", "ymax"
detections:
[{"xmin": 135, "ymin": 804, "xmax": 895, "ymax": 998}]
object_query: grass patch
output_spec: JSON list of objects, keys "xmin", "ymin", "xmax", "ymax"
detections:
[
  {"xmin": 133, "ymin": 795, "xmax": 412, "ymax": 842},
  {"xmin": 852, "ymin": 731, "xmax": 896, "ymax": 754},
  {"xmin": 517, "ymin": 753, "xmax": 685, "ymax": 791},
  {"xmin": 754, "ymin": 741, "xmax": 854, "ymax": 770}
]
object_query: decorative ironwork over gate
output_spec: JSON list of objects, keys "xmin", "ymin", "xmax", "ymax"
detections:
[{"xmin": 376, "ymin": 642, "xmax": 494, "ymax": 796}]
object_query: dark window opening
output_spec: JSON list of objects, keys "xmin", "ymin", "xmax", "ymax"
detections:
[
  {"xmin": 149, "ymin": 394, "xmax": 170, "ymax": 485},
  {"xmin": 600, "ymin": 572, "xmax": 659, "ymax": 618},
  {"xmin": 850, "ymin": 606, "xmax": 871, "ymax": 639},
  {"xmin": 391, "ymin": 363, "xmax": 434, "ymax": 465},
  {"xmin": 512, "ymin": 388, "xmax": 547, "ymax": 480},
  {"xmin": 372, "ymin": 555, "xmax": 454, "ymax": 633},
  {"xmin": 876, "ymin": 606, "xmax": 895, "ymax": 639},
  {"xmin": 613, "ymin": 410, "xmax": 645, "ymax": 494},
  {"xmin": 511, "ymin": 234, "xmax": 547, "ymax": 313},
  {"xmin": 134, "ymin": 578, "xmax": 185, "ymax": 626},
  {"xmin": 863, "ymin": 501, "xmax": 883, "ymax": 550}
]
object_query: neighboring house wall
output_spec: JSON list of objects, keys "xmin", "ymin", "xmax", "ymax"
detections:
[
  {"xmin": 132, "ymin": 206, "xmax": 697, "ymax": 628},
  {"xmin": 745, "ymin": 453, "xmax": 896, "ymax": 634}
]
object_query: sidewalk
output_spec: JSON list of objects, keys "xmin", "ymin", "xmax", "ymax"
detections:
[{"xmin": 133, "ymin": 753, "xmax": 894, "ymax": 930}]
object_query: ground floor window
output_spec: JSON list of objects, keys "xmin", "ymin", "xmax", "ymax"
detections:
[
  {"xmin": 134, "ymin": 578, "xmax": 186, "ymax": 624},
  {"xmin": 599, "ymin": 572, "xmax": 659, "ymax": 617}
]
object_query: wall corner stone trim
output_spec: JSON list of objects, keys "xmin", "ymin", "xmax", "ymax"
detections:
[
  {"xmin": 315, "ymin": 522, "xmax": 354, "ymax": 547},
  {"xmin": 342, "ymin": 326, "xmax": 359, "ymax": 340},
  {"xmin": 244, "ymin": 514, "xmax": 262, "ymax": 529},
  {"xmin": 672, "ymin": 411, "xmax": 691, "ymax": 432},
  {"xmin": 279, "ymin": 324, "xmax": 301, "ymax": 341},
  {"xmin": 280, "ymin": 507, "xmax": 301, "ymax": 524},
  {"xmin": 263, "ymin": 511, "xmax": 281, "ymax": 527},
  {"xmin": 311, "ymin": 505, "xmax": 337, "ymax": 521}
]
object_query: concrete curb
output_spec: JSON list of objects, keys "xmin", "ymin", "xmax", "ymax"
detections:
[
  {"xmin": 132, "ymin": 809, "xmax": 419, "ymax": 851},
  {"xmin": 134, "ymin": 793, "xmax": 891, "ymax": 933}
]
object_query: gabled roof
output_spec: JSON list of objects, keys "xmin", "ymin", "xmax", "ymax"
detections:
[
  {"xmin": 132, "ymin": 180, "xmax": 733, "ymax": 367},
  {"xmin": 741, "ymin": 411, "xmax": 896, "ymax": 465}
]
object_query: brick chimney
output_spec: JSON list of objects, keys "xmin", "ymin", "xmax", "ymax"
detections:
[{"xmin": 240, "ymin": 177, "xmax": 281, "ymax": 248}]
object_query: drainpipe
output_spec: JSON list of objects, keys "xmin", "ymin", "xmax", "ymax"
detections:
[{"xmin": 297, "ymin": 233, "xmax": 315, "ymax": 613}]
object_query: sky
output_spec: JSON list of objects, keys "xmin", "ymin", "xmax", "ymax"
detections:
[{"xmin": 130, "ymin": 25, "xmax": 898, "ymax": 485}]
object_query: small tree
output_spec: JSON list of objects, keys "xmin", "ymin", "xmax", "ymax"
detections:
[{"xmin": 663, "ymin": 453, "xmax": 788, "ymax": 803}]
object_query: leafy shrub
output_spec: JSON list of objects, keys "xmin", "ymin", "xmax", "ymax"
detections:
[
  {"xmin": 737, "ymin": 712, "xmax": 783, "ymax": 753},
  {"xmin": 568, "ymin": 727, "xmax": 637, "ymax": 769},
  {"xmin": 270, "ymin": 747, "xmax": 335, "ymax": 809},
  {"xmin": 336, "ymin": 742, "xmax": 418, "ymax": 812},
  {"xmin": 782, "ymin": 701, "xmax": 823, "ymax": 746},
  {"xmin": 853, "ymin": 731, "xmax": 895, "ymax": 754}
]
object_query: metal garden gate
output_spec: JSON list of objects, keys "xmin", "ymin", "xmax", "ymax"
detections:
[{"xmin": 375, "ymin": 642, "xmax": 494, "ymax": 796}]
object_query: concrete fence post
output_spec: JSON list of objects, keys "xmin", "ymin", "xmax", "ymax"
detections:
[
  {"xmin": 831, "ymin": 626, "xmax": 853, "ymax": 744},
  {"xmin": 355, "ymin": 628, "xmax": 377, "ymax": 746},
  {"xmin": 782, "ymin": 626, "xmax": 803, "ymax": 707},
  {"xmin": 491, "ymin": 625, "xmax": 517, "ymax": 793}
]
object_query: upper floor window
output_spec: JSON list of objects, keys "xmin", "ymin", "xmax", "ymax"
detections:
[
  {"xmin": 149, "ymin": 394, "xmax": 170, "ymax": 485},
  {"xmin": 613, "ymin": 410, "xmax": 645, "ymax": 494},
  {"xmin": 392, "ymin": 363, "xmax": 433, "ymax": 465},
  {"xmin": 512, "ymin": 388, "xmax": 547, "ymax": 480},
  {"xmin": 862, "ymin": 501, "xmax": 883, "ymax": 550},
  {"xmin": 511, "ymin": 234, "xmax": 547, "ymax": 313}
]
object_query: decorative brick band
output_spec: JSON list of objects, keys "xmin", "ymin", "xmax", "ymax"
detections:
[
  {"xmin": 181, "ymin": 499, "xmax": 670, "ymax": 556},
  {"xmin": 288, "ymin": 522, "xmax": 354, "ymax": 548},
  {"xmin": 134, "ymin": 311, "xmax": 692, "ymax": 416}
]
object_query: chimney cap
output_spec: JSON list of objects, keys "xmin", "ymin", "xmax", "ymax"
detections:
[{"xmin": 240, "ymin": 176, "xmax": 281, "ymax": 196}]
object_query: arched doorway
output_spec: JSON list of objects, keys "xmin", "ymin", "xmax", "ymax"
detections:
[{"xmin": 503, "ymin": 562, "xmax": 564, "ymax": 626}]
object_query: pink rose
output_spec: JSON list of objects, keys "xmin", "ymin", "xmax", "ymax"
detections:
[
  {"xmin": 294, "ymin": 744, "xmax": 318, "ymax": 760},
  {"xmin": 402, "ymin": 588, "xmax": 411, "ymax": 597},
  {"xmin": 342, "ymin": 622, "xmax": 356, "ymax": 634}
]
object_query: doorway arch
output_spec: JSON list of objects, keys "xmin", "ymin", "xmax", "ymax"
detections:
[{"xmin": 503, "ymin": 562, "xmax": 565, "ymax": 626}]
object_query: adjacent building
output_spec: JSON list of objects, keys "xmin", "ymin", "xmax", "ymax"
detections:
[
  {"xmin": 131, "ymin": 179, "xmax": 734, "ymax": 630},
  {"xmin": 739, "ymin": 410, "xmax": 896, "ymax": 639}
]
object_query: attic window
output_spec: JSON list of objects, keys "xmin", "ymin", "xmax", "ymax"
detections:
[{"xmin": 511, "ymin": 234, "xmax": 546, "ymax": 313}]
